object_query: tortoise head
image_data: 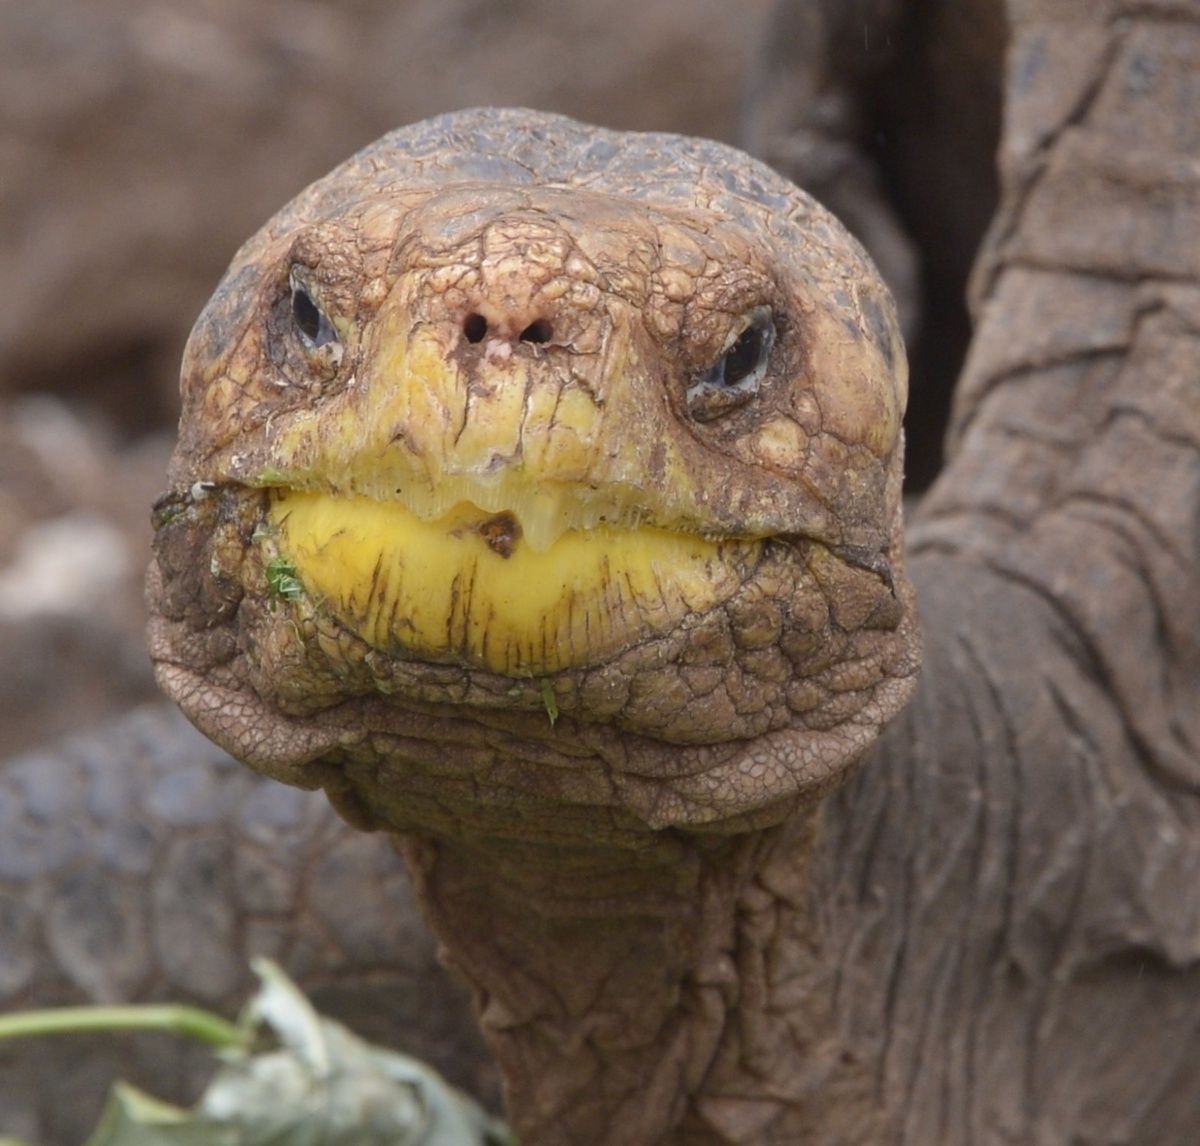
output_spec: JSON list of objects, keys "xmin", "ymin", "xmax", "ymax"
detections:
[{"xmin": 148, "ymin": 109, "xmax": 918, "ymax": 839}]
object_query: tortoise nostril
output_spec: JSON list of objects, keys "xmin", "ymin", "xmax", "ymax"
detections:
[
  {"xmin": 463, "ymin": 313, "xmax": 488, "ymax": 343},
  {"xmin": 519, "ymin": 318, "xmax": 553, "ymax": 344}
]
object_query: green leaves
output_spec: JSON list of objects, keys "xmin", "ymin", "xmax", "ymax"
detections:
[
  {"xmin": 264, "ymin": 557, "xmax": 305, "ymax": 605},
  {"xmin": 7, "ymin": 961, "xmax": 513, "ymax": 1146},
  {"xmin": 85, "ymin": 1086, "xmax": 224, "ymax": 1146},
  {"xmin": 182, "ymin": 960, "xmax": 511, "ymax": 1146}
]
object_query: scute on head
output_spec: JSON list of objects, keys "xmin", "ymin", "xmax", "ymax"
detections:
[
  {"xmin": 173, "ymin": 110, "xmax": 908, "ymax": 536},
  {"xmin": 148, "ymin": 108, "xmax": 919, "ymax": 839}
]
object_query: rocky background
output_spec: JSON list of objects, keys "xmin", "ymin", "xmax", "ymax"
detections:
[{"xmin": 0, "ymin": 0, "xmax": 774, "ymax": 760}]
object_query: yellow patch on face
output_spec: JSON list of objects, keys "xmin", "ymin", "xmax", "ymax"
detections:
[
  {"xmin": 269, "ymin": 491, "xmax": 760, "ymax": 675},
  {"xmin": 751, "ymin": 416, "xmax": 811, "ymax": 470},
  {"xmin": 265, "ymin": 282, "xmax": 717, "ymax": 555}
]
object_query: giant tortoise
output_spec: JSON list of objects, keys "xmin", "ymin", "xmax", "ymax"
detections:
[{"xmin": 4, "ymin": 2, "xmax": 1199, "ymax": 1143}]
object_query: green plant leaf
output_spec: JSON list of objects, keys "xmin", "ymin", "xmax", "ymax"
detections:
[
  {"xmin": 7, "ymin": 961, "xmax": 514, "ymax": 1146},
  {"xmin": 538, "ymin": 679, "xmax": 558, "ymax": 727},
  {"xmin": 192, "ymin": 960, "xmax": 512, "ymax": 1145},
  {"xmin": 84, "ymin": 1083, "xmax": 231, "ymax": 1146},
  {"xmin": 142, "ymin": 960, "xmax": 509, "ymax": 1146},
  {"xmin": 264, "ymin": 557, "xmax": 305, "ymax": 604}
]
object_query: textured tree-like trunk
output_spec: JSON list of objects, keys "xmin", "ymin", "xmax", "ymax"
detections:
[
  {"xmin": 813, "ymin": 3, "xmax": 1200, "ymax": 1142},
  {"xmin": 401, "ymin": 808, "xmax": 881, "ymax": 1145}
]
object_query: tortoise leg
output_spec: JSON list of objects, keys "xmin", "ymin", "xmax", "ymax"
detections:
[{"xmin": 820, "ymin": 4, "xmax": 1200, "ymax": 1142}]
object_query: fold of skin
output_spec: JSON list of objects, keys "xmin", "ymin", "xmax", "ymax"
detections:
[
  {"xmin": 813, "ymin": 4, "xmax": 1200, "ymax": 1142},
  {"xmin": 136, "ymin": 5, "xmax": 1200, "ymax": 1146}
]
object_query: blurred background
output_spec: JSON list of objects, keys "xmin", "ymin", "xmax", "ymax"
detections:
[{"xmin": 0, "ymin": 0, "xmax": 776, "ymax": 758}]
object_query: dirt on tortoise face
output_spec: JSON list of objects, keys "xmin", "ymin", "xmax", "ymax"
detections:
[{"xmin": 146, "ymin": 108, "xmax": 919, "ymax": 847}]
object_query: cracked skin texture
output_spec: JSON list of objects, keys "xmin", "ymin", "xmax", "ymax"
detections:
[
  {"xmin": 8, "ymin": 3, "xmax": 1200, "ymax": 1143},
  {"xmin": 148, "ymin": 108, "xmax": 918, "ymax": 841},
  {"xmin": 141, "ymin": 4, "xmax": 1200, "ymax": 1138},
  {"xmin": 147, "ymin": 108, "xmax": 918, "ymax": 1142}
]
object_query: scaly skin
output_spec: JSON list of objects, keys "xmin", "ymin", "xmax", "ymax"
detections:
[
  {"xmin": 8, "ymin": 2, "xmax": 1197, "ymax": 1143},
  {"xmin": 146, "ymin": 111, "xmax": 919, "ymax": 1144},
  {"xmin": 819, "ymin": 1, "xmax": 1200, "ymax": 1140}
]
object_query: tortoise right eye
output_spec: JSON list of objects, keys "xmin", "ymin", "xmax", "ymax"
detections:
[
  {"xmin": 286, "ymin": 268, "xmax": 344, "ymax": 379},
  {"xmin": 289, "ymin": 274, "xmax": 339, "ymax": 351}
]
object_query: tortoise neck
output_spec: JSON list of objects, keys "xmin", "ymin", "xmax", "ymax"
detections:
[{"xmin": 398, "ymin": 807, "xmax": 877, "ymax": 1145}]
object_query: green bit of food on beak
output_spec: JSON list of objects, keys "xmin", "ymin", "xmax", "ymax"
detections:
[
  {"xmin": 264, "ymin": 556, "xmax": 305, "ymax": 606},
  {"xmin": 539, "ymin": 678, "xmax": 559, "ymax": 727}
]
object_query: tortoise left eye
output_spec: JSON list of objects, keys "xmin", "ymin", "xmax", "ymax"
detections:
[{"xmin": 686, "ymin": 306, "xmax": 775, "ymax": 422}]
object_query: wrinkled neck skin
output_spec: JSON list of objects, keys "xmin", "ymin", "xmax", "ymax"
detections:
[
  {"xmin": 149, "ymin": 479, "xmax": 914, "ymax": 1144},
  {"xmin": 147, "ymin": 98, "xmax": 918, "ymax": 1146},
  {"xmin": 399, "ymin": 805, "xmax": 877, "ymax": 1146},
  {"xmin": 150, "ymin": 520, "xmax": 913, "ymax": 1142}
]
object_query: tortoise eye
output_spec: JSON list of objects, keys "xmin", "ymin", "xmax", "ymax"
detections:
[
  {"xmin": 288, "ymin": 268, "xmax": 343, "ymax": 363},
  {"xmin": 720, "ymin": 318, "xmax": 770, "ymax": 386},
  {"xmin": 686, "ymin": 306, "xmax": 775, "ymax": 422}
]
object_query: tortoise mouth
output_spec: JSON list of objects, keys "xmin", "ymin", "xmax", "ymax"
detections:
[{"xmin": 265, "ymin": 488, "xmax": 764, "ymax": 676}]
